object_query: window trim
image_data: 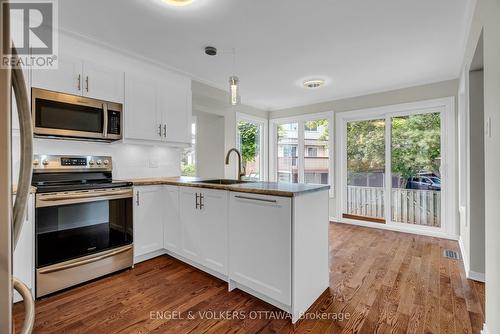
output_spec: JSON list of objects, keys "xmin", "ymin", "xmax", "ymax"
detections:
[
  {"xmin": 181, "ymin": 116, "xmax": 197, "ymax": 176},
  {"xmin": 269, "ymin": 111, "xmax": 334, "ymax": 197},
  {"xmin": 235, "ymin": 112, "xmax": 268, "ymax": 181}
]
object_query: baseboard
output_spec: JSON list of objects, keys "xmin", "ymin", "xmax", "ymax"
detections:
[
  {"xmin": 481, "ymin": 323, "xmax": 488, "ymax": 334},
  {"xmin": 468, "ymin": 270, "xmax": 485, "ymax": 282},
  {"xmin": 331, "ymin": 217, "xmax": 459, "ymax": 240}
]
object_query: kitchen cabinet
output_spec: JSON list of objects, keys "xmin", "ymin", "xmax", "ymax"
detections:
[
  {"xmin": 133, "ymin": 186, "xmax": 165, "ymax": 262},
  {"xmin": 228, "ymin": 192, "xmax": 292, "ymax": 305},
  {"xmin": 123, "ymin": 71, "xmax": 191, "ymax": 145},
  {"xmin": 163, "ymin": 186, "xmax": 181, "ymax": 252},
  {"xmin": 32, "ymin": 55, "xmax": 124, "ymax": 103},
  {"xmin": 179, "ymin": 187, "xmax": 228, "ymax": 275},
  {"xmin": 158, "ymin": 79, "xmax": 192, "ymax": 144},
  {"xmin": 82, "ymin": 61, "xmax": 124, "ymax": 103},
  {"xmin": 124, "ymin": 73, "xmax": 162, "ymax": 142},
  {"xmin": 13, "ymin": 195, "xmax": 34, "ymax": 303}
]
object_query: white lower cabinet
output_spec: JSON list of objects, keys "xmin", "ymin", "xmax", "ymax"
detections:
[
  {"xmin": 179, "ymin": 187, "xmax": 227, "ymax": 275},
  {"xmin": 228, "ymin": 192, "xmax": 292, "ymax": 306},
  {"xmin": 133, "ymin": 186, "xmax": 166, "ymax": 261},
  {"xmin": 163, "ymin": 186, "xmax": 181, "ymax": 253},
  {"xmin": 13, "ymin": 195, "xmax": 35, "ymax": 303}
]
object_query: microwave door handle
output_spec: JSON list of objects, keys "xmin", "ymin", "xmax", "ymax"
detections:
[{"xmin": 103, "ymin": 103, "xmax": 108, "ymax": 138}]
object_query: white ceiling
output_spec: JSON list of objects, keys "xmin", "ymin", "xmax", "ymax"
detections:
[{"xmin": 59, "ymin": 0, "xmax": 472, "ymax": 111}]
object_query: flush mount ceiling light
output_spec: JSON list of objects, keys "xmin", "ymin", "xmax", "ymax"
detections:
[
  {"xmin": 303, "ymin": 79, "xmax": 325, "ymax": 89},
  {"xmin": 162, "ymin": 0, "xmax": 193, "ymax": 6}
]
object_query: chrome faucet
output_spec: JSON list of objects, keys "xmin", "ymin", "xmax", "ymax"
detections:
[{"xmin": 225, "ymin": 148, "xmax": 246, "ymax": 181}]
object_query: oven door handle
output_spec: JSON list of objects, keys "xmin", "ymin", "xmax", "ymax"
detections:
[
  {"xmin": 36, "ymin": 188, "xmax": 133, "ymax": 208},
  {"xmin": 38, "ymin": 245, "xmax": 133, "ymax": 274}
]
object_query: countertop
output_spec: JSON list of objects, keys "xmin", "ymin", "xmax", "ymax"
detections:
[{"xmin": 121, "ymin": 177, "xmax": 330, "ymax": 197}]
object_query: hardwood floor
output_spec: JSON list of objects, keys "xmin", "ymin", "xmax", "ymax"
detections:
[{"xmin": 13, "ymin": 223, "xmax": 485, "ymax": 333}]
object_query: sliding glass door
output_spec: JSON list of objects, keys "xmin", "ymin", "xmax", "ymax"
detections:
[
  {"xmin": 340, "ymin": 103, "xmax": 448, "ymax": 232},
  {"xmin": 391, "ymin": 112, "xmax": 442, "ymax": 227},
  {"xmin": 345, "ymin": 119, "xmax": 386, "ymax": 223}
]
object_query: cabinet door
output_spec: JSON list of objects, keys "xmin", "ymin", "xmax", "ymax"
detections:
[
  {"xmin": 82, "ymin": 61, "xmax": 124, "ymax": 103},
  {"xmin": 13, "ymin": 195, "xmax": 34, "ymax": 303},
  {"xmin": 158, "ymin": 77, "xmax": 191, "ymax": 144},
  {"xmin": 134, "ymin": 186, "xmax": 165, "ymax": 261},
  {"xmin": 228, "ymin": 193, "xmax": 292, "ymax": 305},
  {"xmin": 124, "ymin": 73, "xmax": 162, "ymax": 142},
  {"xmin": 179, "ymin": 188, "xmax": 202, "ymax": 262},
  {"xmin": 163, "ymin": 186, "xmax": 181, "ymax": 252},
  {"xmin": 31, "ymin": 55, "xmax": 82, "ymax": 96},
  {"xmin": 199, "ymin": 189, "xmax": 228, "ymax": 275}
]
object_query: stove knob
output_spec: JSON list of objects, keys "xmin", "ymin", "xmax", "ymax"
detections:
[
  {"xmin": 33, "ymin": 159, "xmax": 39, "ymax": 166},
  {"xmin": 96, "ymin": 160, "xmax": 102, "ymax": 166},
  {"xmin": 89, "ymin": 160, "xmax": 95, "ymax": 166},
  {"xmin": 103, "ymin": 159, "xmax": 109, "ymax": 166},
  {"xmin": 42, "ymin": 159, "xmax": 49, "ymax": 166}
]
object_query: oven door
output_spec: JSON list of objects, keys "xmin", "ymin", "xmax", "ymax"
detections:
[
  {"xmin": 35, "ymin": 187, "xmax": 133, "ymax": 268},
  {"xmin": 31, "ymin": 88, "xmax": 122, "ymax": 141}
]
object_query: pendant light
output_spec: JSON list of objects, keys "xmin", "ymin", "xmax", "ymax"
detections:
[
  {"xmin": 229, "ymin": 75, "xmax": 240, "ymax": 106},
  {"xmin": 229, "ymin": 48, "xmax": 240, "ymax": 106}
]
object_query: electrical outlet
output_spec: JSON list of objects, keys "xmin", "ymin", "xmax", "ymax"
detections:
[{"xmin": 149, "ymin": 159, "xmax": 159, "ymax": 168}]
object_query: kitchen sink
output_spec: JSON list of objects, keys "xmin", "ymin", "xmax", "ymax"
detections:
[{"xmin": 195, "ymin": 179, "xmax": 253, "ymax": 185}]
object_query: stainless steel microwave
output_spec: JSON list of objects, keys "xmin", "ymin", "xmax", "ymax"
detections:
[{"xmin": 31, "ymin": 88, "xmax": 123, "ymax": 142}]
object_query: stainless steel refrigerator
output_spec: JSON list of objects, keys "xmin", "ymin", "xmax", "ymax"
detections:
[{"xmin": 1, "ymin": 2, "xmax": 35, "ymax": 333}]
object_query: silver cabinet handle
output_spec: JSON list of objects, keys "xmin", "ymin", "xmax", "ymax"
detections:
[
  {"xmin": 136, "ymin": 191, "xmax": 140, "ymax": 206},
  {"xmin": 85, "ymin": 75, "xmax": 89, "ymax": 92},
  {"xmin": 195, "ymin": 192, "xmax": 199, "ymax": 209},
  {"xmin": 158, "ymin": 124, "xmax": 162, "ymax": 138},
  {"xmin": 77, "ymin": 74, "xmax": 81, "ymax": 91},
  {"xmin": 163, "ymin": 124, "xmax": 167, "ymax": 138},
  {"xmin": 199, "ymin": 193, "xmax": 204, "ymax": 209},
  {"xmin": 234, "ymin": 195, "xmax": 277, "ymax": 203}
]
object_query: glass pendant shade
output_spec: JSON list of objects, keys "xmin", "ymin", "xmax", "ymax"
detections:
[{"xmin": 229, "ymin": 76, "xmax": 241, "ymax": 106}]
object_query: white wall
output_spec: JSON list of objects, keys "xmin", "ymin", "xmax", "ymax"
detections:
[
  {"xmin": 11, "ymin": 135, "xmax": 181, "ymax": 182},
  {"xmin": 269, "ymin": 80, "xmax": 458, "ymax": 219},
  {"xmin": 192, "ymin": 81, "xmax": 268, "ymax": 179},
  {"xmin": 468, "ymin": 69, "xmax": 485, "ymax": 277},
  {"xmin": 460, "ymin": 0, "xmax": 500, "ymax": 332},
  {"xmin": 193, "ymin": 110, "xmax": 225, "ymax": 178}
]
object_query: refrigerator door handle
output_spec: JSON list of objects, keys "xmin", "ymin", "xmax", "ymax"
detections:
[
  {"xmin": 11, "ymin": 46, "xmax": 35, "ymax": 334},
  {"xmin": 11, "ymin": 47, "xmax": 33, "ymax": 249}
]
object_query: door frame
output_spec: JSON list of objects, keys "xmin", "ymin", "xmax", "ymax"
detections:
[{"xmin": 335, "ymin": 97, "xmax": 457, "ymax": 239}]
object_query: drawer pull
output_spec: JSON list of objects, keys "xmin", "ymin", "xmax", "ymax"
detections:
[{"xmin": 234, "ymin": 195, "xmax": 277, "ymax": 203}]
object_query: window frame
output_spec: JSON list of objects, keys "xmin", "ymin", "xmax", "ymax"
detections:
[
  {"xmin": 180, "ymin": 116, "xmax": 197, "ymax": 176},
  {"xmin": 235, "ymin": 112, "xmax": 268, "ymax": 181},
  {"xmin": 335, "ymin": 97, "xmax": 457, "ymax": 239},
  {"xmin": 270, "ymin": 111, "xmax": 334, "ymax": 197}
]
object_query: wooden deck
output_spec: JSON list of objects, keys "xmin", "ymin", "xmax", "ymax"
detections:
[{"xmin": 14, "ymin": 223, "xmax": 485, "ymax": 333}]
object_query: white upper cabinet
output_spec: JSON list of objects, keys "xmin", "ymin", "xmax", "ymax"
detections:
[
  {"xmin": 82, "ymin": 61, "xmax": 124, "ymax": 103},
  {"xmin": 124, "ymin": 70, "xmax": 192, "ymax": 145},
  {"xmin": 32, "ymin": 55, "xmax": 82, "ymax": 96},
  {"xmin": 158, "ymin": 77, "xmax": 192, "ymax": 144},
  {"xmin": 31, "ymin": 55, "xmax": 124, "ymax": 103},
  {"xmin": 124, "ymin": 73, "xmax": 162, "ymax": 142}
]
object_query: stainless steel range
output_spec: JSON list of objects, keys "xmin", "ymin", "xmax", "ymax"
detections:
[{"xmin": 32, "ymin": 155, "xmax": 133, "ymax": 298}]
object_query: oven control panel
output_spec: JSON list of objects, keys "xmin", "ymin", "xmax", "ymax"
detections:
[
  {"xmin": 61, "ymin": 157, "xmax": 87, "ymax": 166},
  {"xmin": 33, "ymin": 155, "xmax": 113, "ymax": 172}
]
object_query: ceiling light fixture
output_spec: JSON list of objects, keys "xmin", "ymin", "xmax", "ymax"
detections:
[
  {"xmin": 229, "ymin": 76, "xmax": 240, "ymax": 106},
  {"xmin": 303, "ymin": 79, "xmax": 325, "ymax": 89},
  {"xmin": 162, "ymin": 0, "xmax": 193, "ymax": 7}
]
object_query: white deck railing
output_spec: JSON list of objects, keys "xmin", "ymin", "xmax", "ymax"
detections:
[{"xmin": 347, "ymin": 186, "xmax": 441, "ymax": 227}]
